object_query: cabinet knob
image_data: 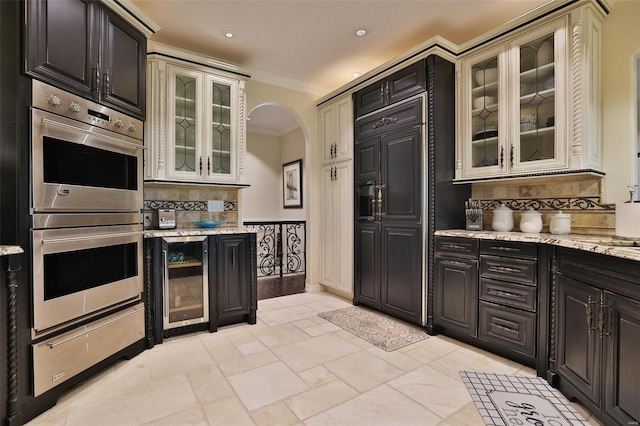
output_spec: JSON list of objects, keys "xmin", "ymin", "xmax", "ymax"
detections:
[
  {"xmin": 47, "ymin": 93, "xmax": 61, "ymax": 107},
  {"xmin": 68, "ymin": 101, "xmax": 81, "ymax": 113}
]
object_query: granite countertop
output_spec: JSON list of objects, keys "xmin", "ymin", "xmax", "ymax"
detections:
[
  {"xmin": 144, "ymin": 227, "xmax": 257, "ymax": 238},
  {"xmin": 0, "ymin": 246, "xmax": 24, "ymax": 256},
  {"xmin": 435, "ymin": 230, "xmax": 640, "ymax": 262}
]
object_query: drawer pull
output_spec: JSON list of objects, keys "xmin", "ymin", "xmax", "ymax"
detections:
[
  {"xmin": 489, "ymin": 246, "xmax": 520, "ymax": 252},
  {"xmin": 441, "ymin": 243, "xmax": 468, "ymax": 251},
  {"xmin": 446, "ymin": 260, "xmax": 470, "ymax": 267},
  {"xmin": 488, "ymin": 265, "xmax": 521, "ymax": 274},
  {"xmin": 491, "ymin": 322, "xmax": 519, "ymax": 334},
  {"xmin": 489, "ymin": 289, "xmax": 522, "ymax": 300}
]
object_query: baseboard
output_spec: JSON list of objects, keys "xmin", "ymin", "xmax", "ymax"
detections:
[{"xmin": 304, "ymin": 282, "xmax": 324, "ymax": 293}]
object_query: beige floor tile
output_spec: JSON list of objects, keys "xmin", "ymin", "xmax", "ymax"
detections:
[
  {"xmin": 324, "ymin": 350, "xmax": 405, "ymax": 392},
  {"xmin": 305, "ymin": 384, "xmax": 442, "ymax": 426},
  {"xmin": 146, "ymin": 337, "xmax": 214, "ymax": 380},
  {"xmin": 290, "ymin": 318, "xmax": 317, "ymax": 329},
  {"xmin": 273, "ymin": 333, "xmax": 361, "ymax": 372},
  {"xmin": 250, "ymin": 401, "xmax": 303, "ymax": 426},
  {"xmin": 401, "ymin": 335, "xmax": 463, "ymax": 364},
  {"xmin": 285, "ymin": 379, "xmax": 359, "ymax": 420},
  {"xmin": 65, "ymin": 374, "xmax": 198, "ymax": 425},
  {"xmin": 257, "ymin": 299, "xmax": 287, "ymax": 312},
  {"xmin": 237, "ymin": 340, "xmax": 269, "ymax": 355},
  {"xmin": 141, "ymin": 406, "xmax": 208, "ymax": 426},
  {"xmin": 249, "ymin": 322, "xmax": 312, "ymax": 348},
  {"xmin": 389, "ymin": 365, "xmax": 472, "ymax": 418},
  {"xmin": 217, "ymin": 350, "xmax": 280, "ymax": 377},
  {"xmin": 192, "ymin": 377, "xmax": 236, "ymax": 404},
  {"xmin": 365, "ymin": 346, "xmax": 424, "ymax": 372},
  {"xmin": 443, "ymin": 345, "xmax": 522, "ymax": 376},
  {"xmin": 227, "ymin": 361, "xmax": 309, "ymax": 410},
  {"xmin": 201, "ymin": 336, "xmax": 243, "ymax": 363},
  {"xmin": 258, "ymin": 304, "xmax": 319, "ymax": 326},
  {"xmin": 332, "ymin": 329, "xmax": 374, "ymax": 349},
  {"xmin": 440, "ymin": 402, "xmax": 485, "ymax": 426},
  {"xmin": 303, "ymin": 322, "xmax": 342, "ymax": 336},
  {"xmin": 297, "ymin": 365, "xmax": 338, "ymax": 387},
  {"xmin": 186, "ymin": 364, "xmax": 224, "ymax": 387},
  {"xmin": 202, "ymin": 396, "xmax": 255, "ymax": 426}
]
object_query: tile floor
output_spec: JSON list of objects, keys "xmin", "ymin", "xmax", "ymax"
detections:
[{"xmin": 26, "ymin": 292, "xmax": 603, "ymax": 426}]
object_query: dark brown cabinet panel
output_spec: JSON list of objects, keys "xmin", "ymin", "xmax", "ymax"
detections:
[
  {"xmin": 25, "ymin": 0, "xmax": 146, "ymax": 119},
  {"xmin": 354, "ymin": 97, "xmax": 422, "ymax": 140},
  {"xmin": 381, "ymin": 126, "xmax": 422, "ymax": 222},
  {"xmin": 354, "ymin": 137, "xmax": 379, "ymax": 182},
  {"xmin": 554, "ymin": 247, "xmax": 640, "ymax": 425},
  {"xmin": 555, "ymin": 275, "xmax": 602, "ymax": 406},
  {"xmin": 25, "ymin": 0, "xmax": 96, "ymax": 98},
  {"xmin": 478, "ymin": 302, "xmax": 536, "ymax": 356},
  {"xmin": 434, "ymin": 254, "xmax": 478, "ymax": 336},
  {"xmin": 603, "ymin": 292, "xmax": 640, "ymax": 424},
  {"xmin": 354, "ymin": 59, "xmax": 426, "ymax": 118},
  {"xmin": 381, "ymin": 224, "xmax": 422, "ymax": 323},
  {"xmin": 211, "ymin": 234, "xmax": 257, "ymax": 328},
  {"xmin": 100, "ymin": 7, "xmax": 146, "ymax": 118},
  {"xmin": 354, "ymin": 222, "xmax": 381, "ymax": 309}
]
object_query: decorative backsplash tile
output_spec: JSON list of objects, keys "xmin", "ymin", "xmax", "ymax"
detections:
[
  {"xmin": 470, "ymin": 175, "xmax": 615, "ymax": 235},
  {"xmin": 143, "ymin": 183, "xmax": 239, "ymax": 228}
]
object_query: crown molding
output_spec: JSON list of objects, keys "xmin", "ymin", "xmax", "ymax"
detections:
[
  {"xmin": 104, "ymin": 0, "xmax": 161, "ymax": 37},
  {"xmin": 245, "ymin": 67, "xmax": 329, "ymax": 97}
]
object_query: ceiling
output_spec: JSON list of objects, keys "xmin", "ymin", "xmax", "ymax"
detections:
[{"xmin": 131, "ymin": 0, "xmax": 552, "ymax": 133}]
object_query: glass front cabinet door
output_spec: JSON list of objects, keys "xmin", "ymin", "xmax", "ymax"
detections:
[{"xmin": 460, "ymin": 19, "xmax": 567, "ymax": 179}]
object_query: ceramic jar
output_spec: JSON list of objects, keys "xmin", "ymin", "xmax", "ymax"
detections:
[
  {"xmin": 549, "ymin": 210, "xmax": 571, "ymax": 235},
  {"xmin": 491, "ymin": 204, "xmax": 514, "ymax": 232},
  {"xmin": 519, "ymin": 208, "xmax": 543, "ymax": 233}
]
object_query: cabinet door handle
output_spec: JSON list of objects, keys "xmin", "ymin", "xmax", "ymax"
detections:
[
  {"xmin": 377, "ymin": 183, "xmax": 385, "ymax": 218},
  {"xmin": 598, "ymin": 294, "xmax": 611, "ymax": 338},
  {"xmin": 207, "ymin": 156, "xmax": 211, "ymax": 175},
  {"xmin": 199, "ymin": 156, "xmax": 203, "ymax": 175},
  {"xmin": 487, "ymin": 265, "xmax": 521, "ymax": 274},
  {"xmin": 94, "ymin": 65, "xmax": 100, "ymax": 98},
  {"xmin": 586, "ymin": 295, "xmax": 598, "ymax": 336},
  {"xmin": 510, "ymin": 144, "xmax": 514, "ymax": 168},
  {"xmin": 104, "ymin": 68, "xmax": 110, "ymax": 95}
]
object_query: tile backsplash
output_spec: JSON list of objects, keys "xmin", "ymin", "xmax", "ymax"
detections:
[
  {"xmin": 144, "ymin": 183, "xmax": 238, "ymax": 229},
  {"xmin": 471, "ymin": 175, "xmax": 615, "ymax": 235}
]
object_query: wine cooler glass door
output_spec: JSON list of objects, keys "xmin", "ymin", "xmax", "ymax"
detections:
[{"xmin": 163, "ymin": 236, "xmax": 209, "ymax": 330}]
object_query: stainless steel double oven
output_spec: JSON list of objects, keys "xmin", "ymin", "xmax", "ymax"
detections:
[{"xmin": 30, "ymin": 80, "xmax": 145, "ymax": 396}]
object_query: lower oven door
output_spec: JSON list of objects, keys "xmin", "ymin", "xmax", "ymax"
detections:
[{"xmin": 32, "ymin": 224, "xmax": 143, "ymax": 333}]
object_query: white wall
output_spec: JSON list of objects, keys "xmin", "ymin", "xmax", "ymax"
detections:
[
  {"xmin": 243, "ymin": 128, "xmax": 306, "ymax": 221},
  {"xmin": 601, "ymin": 0, "xmax": 640, "ymax": 202}
]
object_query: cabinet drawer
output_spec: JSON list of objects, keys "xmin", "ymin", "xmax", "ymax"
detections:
[
  {"xmin": 480, "ymin": 255, "xmax": 537, "ymax": 286},
  {"xmin": 480, "ymin": 278, "xmax": 536, "ymax": 311},
  {"xmin": 354, "ymin": 97, "xmax": 422, "ymax": 139},
  {"xmin": 480, "ymin": 240, "xmax": 537, "ymax": 259},
  {"xmin": 435, "ymin": 237, "xmax": 478, "ymax": 259},
  {"xmin": 478, "ymin": 302, "xmax": 536, "ymax": 357}
]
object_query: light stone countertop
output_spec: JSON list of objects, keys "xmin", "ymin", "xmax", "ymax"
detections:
[
  {"xmin": 0, "ymin": 246, "xmax": 24, "ymax": 257},
  {"xmin": 144, "ymin": 227, "xmax": 257, "ymax": 238},
  {"xmin": 435, "ymin": 230, "xmax": 640, "ymax": 262}
]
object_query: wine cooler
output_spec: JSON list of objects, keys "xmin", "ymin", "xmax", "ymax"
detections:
[{"xmin": 162, "ymin": 236, "xmax": 208, "ymax": 330}]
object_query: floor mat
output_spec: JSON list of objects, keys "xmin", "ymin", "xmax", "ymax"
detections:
[
  {"xmin": 317, "ymin": 306, "xmax": 428, "ymax": 351},
  {"xmin": 460, "ymin": 371, "xmax": 588, "ymax": 426}
]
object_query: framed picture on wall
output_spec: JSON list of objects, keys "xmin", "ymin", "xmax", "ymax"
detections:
[{"xmin": 283, "ymin": 159, "xmax": 303, "ymax": 208}]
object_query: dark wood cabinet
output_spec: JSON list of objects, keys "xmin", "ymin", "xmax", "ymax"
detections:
[
  {"xmin": 25, "ymin": 0, "xmax": 146, "ymax": 119},
  {"xmin": 210, "ymin": 233, "xmax": 257, "ymax": 329},
  {"xmin": 434, "ymin": 238, "xmax": 478, "ymax": 336},
  {"xmin": 553, "ymin": 247, "xmax": 640, "ymax": 425},
  {"xmin": 354, "ymin": 222, "xmax": 381, "ymax": 308},
  {"xmin": 354, "ymin": 59, "xmax": 426, "ymax": 117}
]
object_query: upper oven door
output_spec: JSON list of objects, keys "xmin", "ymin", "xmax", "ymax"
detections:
[
  {"xmin": 32, "ymin": 223, "xmax": 143, "ymax": 333},
  {"xmin": 32, "ymin": 109, "xmax": 143, "ymax": 212}
]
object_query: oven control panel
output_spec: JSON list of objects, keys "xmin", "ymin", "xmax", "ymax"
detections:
[{"xmin": 32, "ymin": 80, "xmax": 143, "ymax": 141}]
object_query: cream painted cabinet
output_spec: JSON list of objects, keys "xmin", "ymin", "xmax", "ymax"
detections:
[
  {"xmin": 320, "ymin": 161, "xmax": 353, "ymax": 293},
  {"xmin": 457, "ymin": 8, "xmax": 604, "ymax": 181},
  {"xmin": 319, "ymin": 95, "xmax": 354, "ymax": 294},
  {"xmin": 145, "ymin": 45, "xmax": 247, "ymax": 184},
  {"xmin": 319, "ymin": 96, "xmax": 353, "ymax": 164}
]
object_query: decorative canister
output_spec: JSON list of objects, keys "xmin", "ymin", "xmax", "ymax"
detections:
[
  {"xmin": 549, "ymin": 210, "xmax": 571, "ymax": 235},
  {"xmin": 519, "ymin": 208, "xmax": 543, "ymax": 233},
  {"xmin": 491, "ymin": 204, "xmax": 514, "ymax": 232}
]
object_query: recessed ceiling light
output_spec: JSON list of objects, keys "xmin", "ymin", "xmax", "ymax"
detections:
[
  {"xmin": 223, "ymin": 31, "xmax": 234, "ymax": 38},
  {"xmin": 352, "ymin": 72, "xmax": 361, "ymax": 78},
  {"xmin": 355, "ymin": 29, "xmax": 367, "ymax": 37}
]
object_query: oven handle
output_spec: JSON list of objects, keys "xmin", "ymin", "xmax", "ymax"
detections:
[
  {"xmin": 40, "ymin": 117, "xmax": 145, "ymax": 151},
  {"xmin": 41, "ymin": 230, "xmax": 143, "ymax": 245},
  {"xmin": 46, "ymin": 305, "xmax": 143, "ymax": 349}
]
